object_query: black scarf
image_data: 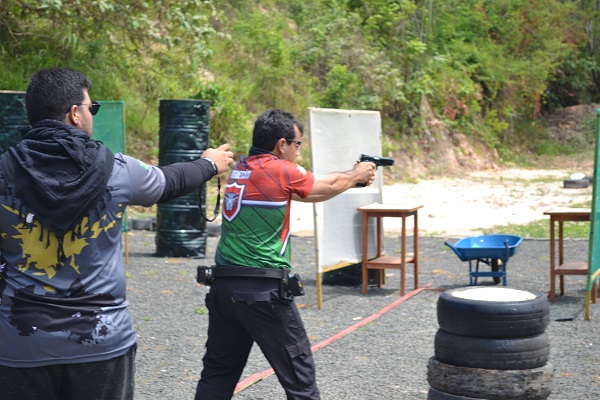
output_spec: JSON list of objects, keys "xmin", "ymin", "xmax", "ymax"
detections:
[
  {"xmin": 1, "ymin": 120, "xmax": 114, "ymax": 242},
  {"xmin": 248, "ymin": 145, "xmax": 277, "ymax": 157}
]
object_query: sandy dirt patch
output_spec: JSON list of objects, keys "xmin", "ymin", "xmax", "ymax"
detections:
[{"xmin": 291, "ymin": 167, "xmax": 593, "ymax": 237}]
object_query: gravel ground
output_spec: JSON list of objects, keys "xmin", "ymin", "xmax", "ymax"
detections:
[{"xmin": 125, "ymin": 230, "xmax": 600, "ymax": 400}]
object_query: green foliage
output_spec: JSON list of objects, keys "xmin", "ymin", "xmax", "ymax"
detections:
[
  {"xmin": 0, "ymin": 0, "xmax": 598, "ymax": 163},
  {"xmin": 321, "ymin": 64, "xmax": 361, "ymax": 109},
  {"xmin": 195, "ymin": 307, "xmax": 208, "ymax": 315},
  {"xmin": 431, "ymin": 0, "xmax": 573, "ymax": 134},
  {"xmin": 481, "ymin": 110, "xmax": 507, "ymax": 146},
  {"xmin": 192, "ymin": 83, "xmax": 252, "ymax": 155},
  {"xmin": 545, "ymin": 51, "xmax": 595, "ymax": 110},
  {"xmin": 563, "ymin": 0, "xmax": 600, "ymax": 105},
  {"xmin": 199, "ymin": 2, "xmax": 315, "ymax": 140},
  {"xmin": 496, "ymin": 112, "xmax": 596, "ymax": 164},
  {"xmin": 0, "ymin": 0, "xmax": 219, "ymax": 158}
]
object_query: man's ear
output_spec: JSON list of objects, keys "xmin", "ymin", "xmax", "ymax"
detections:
[
  {"xmin": 272, "ymin": 138, "xmax": 287, "ymax": 157},
  {"xmin": 65, "ymin": 105, "xmax": 79, "ymax": 127},
  {"xmin": 277, "ymin": 138, "xmax": 287, "ymax": 150}
]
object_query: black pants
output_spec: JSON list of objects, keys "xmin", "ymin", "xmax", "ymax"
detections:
[
  {"xmin": 195, "ymin": 277, "xmax": 320, "ymax": 400},
  {"xmin": 0, "ymin": 344, "xmax": 136, "ymax": 400}
]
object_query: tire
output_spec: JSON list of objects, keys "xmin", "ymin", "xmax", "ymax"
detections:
[
  {"xmin": 428, "ymin": 387, "xmax": 481, "ymax": 400},
  {"xmin": 437, "ymin": 287, "xmax": 550, "ymax": 338},
  {"xmin": 563, "ymin": 178, "xmax": 589, "ymax": 189},
  {"xmin": 491, "ymin": 258, "xmax": 501, "ymax": 284},
  {"xmin": 427, "ymin": 357, "xmax": 554, "ymax": 400},
  {"xmin": 434, "ymin": 329, "xmax": 550, "ymax": 370}
]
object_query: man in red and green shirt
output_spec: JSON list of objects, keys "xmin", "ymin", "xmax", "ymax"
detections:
[{"xmin": 196, "ymin": 109, "xmax": 375, "ymax": 400}]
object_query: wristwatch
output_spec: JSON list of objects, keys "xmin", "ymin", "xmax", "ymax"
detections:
[{"xmin": 202, "ymin": 157, "xmax": 218, "ymax": 175}]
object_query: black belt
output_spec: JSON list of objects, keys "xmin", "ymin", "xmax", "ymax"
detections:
[
  {"xmin": 212, "ymin": 266, "xmax": 288, "ymax": 281},
  {"xmin": 197, "ymin": 265, "xmax": 304, "ymax": 296}
]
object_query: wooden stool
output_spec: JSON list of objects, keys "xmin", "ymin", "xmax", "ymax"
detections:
[
  {"xmin": 358, "ymin": 203, "xmax": 422, "ymax": 296},
  {"xmin": 543, "ymin": 207, "xmax": 596, "ymax": 303}
]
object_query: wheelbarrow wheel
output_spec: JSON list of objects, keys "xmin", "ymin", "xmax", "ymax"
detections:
[{"xmin": 491, "ymin": 258, "xmax": 501, "ymax": 284}]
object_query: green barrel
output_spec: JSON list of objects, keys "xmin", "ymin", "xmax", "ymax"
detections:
[
  {"xmin": 0, "ymin": 91, "xmax": 28, "ymax": 154},
  {"xmin": 155, "ymin": 100, "xmax": 210, "ymax": 258}
]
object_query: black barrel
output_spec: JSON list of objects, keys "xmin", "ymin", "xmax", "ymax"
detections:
[
  {"xmin": 0, "ymin": 91, "xmax": 28, "ymax": 154},
  {"xmin": 158, "ymin": 100, "xmax": 209, "ymax": 153},
  {"xmin": 155, "ymin": 100, "xmax": 210, "ymax": 258}
]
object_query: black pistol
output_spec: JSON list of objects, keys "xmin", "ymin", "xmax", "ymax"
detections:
[{"xmin": 357, "ymin": 154, "xmax": 395, "ymax": 187}]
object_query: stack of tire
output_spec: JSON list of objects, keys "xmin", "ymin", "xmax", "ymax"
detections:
[
  {"xmin": 563, "ymin": 172, "xmax": 593, "ymax": 188},
  {"xmin": 427, "ymin": 286, "xmax": 553, "ymax": 400}
]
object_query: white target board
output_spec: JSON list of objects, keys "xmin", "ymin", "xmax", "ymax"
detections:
[{"xmin": 307, "ymin": 107, "xmax": 383, "ymax": 272}]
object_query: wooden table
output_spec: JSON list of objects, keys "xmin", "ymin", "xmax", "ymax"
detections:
[
  {"xmin": 358, "ymin": 203, "xmax": 423, "ymax": 296},
  {"xmin": 543, "ymin": 207, "xmax": 595, "ymax": 303}
]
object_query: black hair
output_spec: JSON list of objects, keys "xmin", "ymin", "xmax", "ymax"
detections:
[
  {"xmin": 252, "ymin": 108, "xmax": 303, "ymax": 151},
  {"xmin": 25, "ymin": 68, "xmax": 92, "ymax": 125}
]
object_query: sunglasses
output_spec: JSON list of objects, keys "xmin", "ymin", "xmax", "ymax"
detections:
[
  {"xmin": 79, "ymin": 101, "xmax": 101, "ymax": 116},
  {"xmin": 286, "ymin": 139, "xmax": 302, "ymax": 147}
]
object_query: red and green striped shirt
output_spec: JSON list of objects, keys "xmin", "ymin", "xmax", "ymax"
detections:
[{"xmin": 216, "ymin": 154, "xmax": 314, "ymax": 269}]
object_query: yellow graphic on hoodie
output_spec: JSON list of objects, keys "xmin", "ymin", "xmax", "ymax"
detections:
[{"xmin": 2, "ymin": 205, "xmax": 117, "ymax": 279}]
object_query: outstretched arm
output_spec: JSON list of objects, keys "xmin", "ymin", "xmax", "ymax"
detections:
[
  {"xmin": 293, "ymin": 161, "xmax": 376, "ymax": 203},
  {"xmin": 201, "ymin": 144, "xmax": 235, "ymax": 174},
  {"xmin": 157, "ymin": 143, "xmax": 234, "ymax": 203}
]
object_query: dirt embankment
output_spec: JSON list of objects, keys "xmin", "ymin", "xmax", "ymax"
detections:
[
  {"xmin": 384, "ymin": 102, "xmax": 598, "ymax": 236},
  {"xmin": 388, "ymin": 103, "xmax": 599, "ymax": 181}
]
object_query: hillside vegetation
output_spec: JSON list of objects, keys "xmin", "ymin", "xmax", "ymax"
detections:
[{"xmin": 1, "ymin": 0, "xmax": 600, "ymax": 176}]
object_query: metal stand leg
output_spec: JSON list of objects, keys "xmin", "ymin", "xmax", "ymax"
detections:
[
  {"xmin": 469, "ymin": 260, "xmax": 480, "ymax": 286},
  {"xmin": 468, "ymin": 260, "xmax": 473, "ymax": 285},
  {"xmin": 503, "ymin": 240, "xmax": 509, "ymax": 286}
]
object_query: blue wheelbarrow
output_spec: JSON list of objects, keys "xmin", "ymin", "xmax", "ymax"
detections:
[{"xmin": 444, "ymin": 234, "xmax": 523, "ymax": 286}]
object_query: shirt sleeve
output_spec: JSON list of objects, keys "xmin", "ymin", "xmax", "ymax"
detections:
[
  {"xmin": 285, "ymin": 162, "xmax": 314, "ymax": 199},
  {"xmin": 157, "ymin": 158, "xmax": 216, "ymax": 203},
  {"xmin": 117, "ymin": 154, "xmax": 167, "ymax": 206}
]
